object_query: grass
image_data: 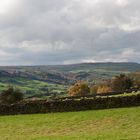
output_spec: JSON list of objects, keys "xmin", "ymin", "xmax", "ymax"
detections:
[
  {"xmin": 0, "ymin": 77, "xmax": 68, "ymax": 97},
  {"xmin": 0, "ymin": 106, "xmax": 140, "ymax": 140},
  {"xmin": 109, "ymin": 91, "xmax": 140, "ymax": 97}
]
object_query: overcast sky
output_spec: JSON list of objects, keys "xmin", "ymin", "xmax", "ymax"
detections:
[{"xmin": 0, "ymin": 0, "xmax": 140, "ymax": 65}]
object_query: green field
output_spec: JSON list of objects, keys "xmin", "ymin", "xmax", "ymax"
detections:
[
  {"xmin": 0, "ymin": 78, "xmax": 68, "ymax": 98},
  {"xmin": 0, "ymin": 106, "xmax": 140, "ymax": 140}
]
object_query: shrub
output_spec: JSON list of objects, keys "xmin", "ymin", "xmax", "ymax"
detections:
[
  {"xmin": 0, "ymin": 87, "xmax": 24, "ymax": 104},
  {"xmin": 97, "ymin": 84, "xmax": 112, "ymax": 94},
  {"xmin": 90, "ymin": 85, "xmax": 98, "ymax": 95},
  {"xmin": 69, "ymin": 82, "xmax": 90, "ymax": 96},
  {"xmin": 130, "ymin": 72, "xmax": 140, "ymax": 89},
  {"xmin": 111, "ymin": 74, "xmax": 133, "ymax": 92}
]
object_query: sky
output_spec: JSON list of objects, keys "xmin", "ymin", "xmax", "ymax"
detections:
[{"xmin": 0, "ymin": 0, "xmax": 140, "ymax": 65}]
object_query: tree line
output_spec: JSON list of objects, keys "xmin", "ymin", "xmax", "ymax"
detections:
[{"xmin": 69, "ymin": 72, "xmax": 140, "ymax": 96}]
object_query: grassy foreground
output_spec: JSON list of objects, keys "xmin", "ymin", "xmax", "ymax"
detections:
[{"xmin": 0, "ymin": 107, "xmax": 140, "ymax": 140}]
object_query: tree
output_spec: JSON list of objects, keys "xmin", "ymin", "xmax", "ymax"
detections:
[
  {"xmin": 111, "ymin": 74, "xmax": 133, "ymax": 92},
  {"xmin": 95, "ymin": 80, "xmax": 112, "ymax": 94},
  {"xmin": 90, "ymin": 85, "xmax": 98, "ymax": 95},
  {"xmin": 69, "ymin": 82, "xmax": 90, "ymax": 96},
  {"xmin": 0, "ymin": 87, "xmax": 24, "ymax": 104},
  {"xmin": 97, "ymin": 85, "xmax": 112, "ymax": 94},
  {"xmin": 129, "ymin": 72, "xmax": 140, "ymax": 89}
]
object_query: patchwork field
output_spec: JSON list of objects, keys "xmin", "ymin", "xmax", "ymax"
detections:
[
  {"xmin": 0, "ymin": 106, "xmax": 140, "ymax": 140},
  {"xmin": 0, "ymin": 78, "xmax": 68, "ymax": 98},
  {"xmin": 0, "ymin": 62, "xmax": 140, "ymax": 98}
]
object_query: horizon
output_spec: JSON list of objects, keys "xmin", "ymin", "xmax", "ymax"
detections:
[{"xmin": 0, "ymin": 61, "xmax": 139, "ymax": 67}]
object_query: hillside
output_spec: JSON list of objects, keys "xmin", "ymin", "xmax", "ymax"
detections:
[
  {"xmin": 0, "ymin": 62, "xmax": 140, "ymax": 97},
  {"xmin": 0, "ymin": 106, "xmax": 140, "ymax": 140}
]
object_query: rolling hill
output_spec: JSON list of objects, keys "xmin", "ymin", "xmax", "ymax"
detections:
[{"xmin": 0, "ymin": 62, "xmax": 140, "ymax": 98}]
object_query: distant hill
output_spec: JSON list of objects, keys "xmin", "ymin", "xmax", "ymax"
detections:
[
  {"xmin": 0, "ymin": 62, "xmax": 140, "ymax": 97},
  {"xmin": 42, "ymin": 62, "xmax": 140, "ymax": 72}
]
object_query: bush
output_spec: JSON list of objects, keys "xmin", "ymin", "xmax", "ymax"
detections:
[
  {"xmin": 97, "ymin": 84, "xmax": 112, "ymax": 94},
  {"xmin": 90, "ymin": 85, "xmax": 98, "ymax": 95},
  {"xmin": 0, "ymin": 87, "xmax": 24, "ymax": 104},
  {"xmin": 69, "ymin": 82, "xmax": 90, "ymax": 96},
  {"xmin": 92, "ymin": 80, "xmax": 112, "ymax": 94},
  {"xmin": 130, "ymin": 72, "xmax": 140, "ymax": 89},
  {"xmin": 111, "ymin": 74, "xmax": 133, "ymax": 92}
]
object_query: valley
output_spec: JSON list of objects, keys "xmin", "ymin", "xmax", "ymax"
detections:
[{"xmin": 0, "ymin": 62, "xmax": 140, "ymax": 98}]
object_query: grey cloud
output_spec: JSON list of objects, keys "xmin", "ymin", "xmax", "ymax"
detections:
[{"xmin": 0, "ymin": 0, "xmax": 140, "ymax": 65}]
